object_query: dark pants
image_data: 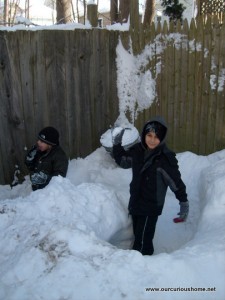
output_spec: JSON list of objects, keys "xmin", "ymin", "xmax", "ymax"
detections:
[{"xmin": 132, "ymin": 215, "xmax": 158, "ymax": 255}]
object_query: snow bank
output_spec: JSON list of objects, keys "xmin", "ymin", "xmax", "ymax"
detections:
[{"xmin": 0, "ymin": 148, "xmax": 225, "ymax": 300}]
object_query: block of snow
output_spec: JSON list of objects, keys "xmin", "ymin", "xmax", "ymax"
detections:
[{"xmin": 100, "ymin": 125, "xmax": 140, "ymax": 152}]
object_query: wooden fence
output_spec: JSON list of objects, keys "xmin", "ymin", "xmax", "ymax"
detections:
[
  {"xmin": 131, "ymin": 16, "xmax": 225, "ymax": 154},
  {"xmin": 0, "ymin": 29, "xmax": 120, "ymax": 185},
  {"xmin": 0, "ymin": 15, "xmax": 225, "ymax": 185}
]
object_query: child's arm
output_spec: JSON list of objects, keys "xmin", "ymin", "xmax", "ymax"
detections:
[
  {"xmin": 25, "ymin": 145, "xmax": 38, "ymax": 171},
  {"xmin": 162, "ymin": 151, "xmax": 189, "ymax": 222},
  {"xmin": 112, "ymin": 128, "xmax": 133, "ymax": 168},
  {"xmin": 113, "ymin": 143, "xmax": 132, "ymax": 169}
]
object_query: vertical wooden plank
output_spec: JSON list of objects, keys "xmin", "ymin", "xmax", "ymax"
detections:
[
  {"xmin": 190, "ymin": 16, "xmax": 203, "ymax": 154},
  {"xmin": 19, "ymin": 31, "xmax": 36, "ymax": 148},
  {"xmin": 107, "ymin": 30, "xmax": 120, "ymax": 128},
  {"xmin": 214, "ymin": 20, "xmax": 225, "ymax": 151},
  {"xmin": 173, "ymin": 20, "xmax": 182, "ymax": 152},
  {"xmin": 130, "ymin": 0, "xmax": 140, "ymax": 30},
  {"xmin": 64, "ymin": 30, "xmax": 82, "ymax": 158},
  {"xmin": 177, "ymin": 19, "xmax": 189, "ymax": 152},
  {"xmin": 77, "ymin": 29, "xmax": 94, "ymax": 157},
  {"xmin": 206, "ymin": 17, "xmax": 220, "ymax": 154},
  {"xmin": 151, "ymin": 21, "xmax": 161, "ymax": 118},
  {"xmin": 33, "ymin": 30, "xmax": 49, "ymax": 130},
  {"xmin": 63, "ymin": 30, "xmax": 74, "ymax": 159},
  {"xmin": 141, "ymin": 23, "xmax": 158, "ymax": 127},
  {"xmin": 165, "ymin": 21, "xmax": 176, "ymax": 149},
  {"xmin": 104, "ymin": 29, "xmax": 120, "ymax": 127},
  {"xmin": 71, "ymin": 29, "xmax": 83, "ymax": 157},
  {"xmin": 158, "ymin": 21, "xmax": 169, "ymax": 128},
  {"xmin": 130, "ymin": 0, "xmax": 140, "ymax": 57},
  {"xmin": 185, "ymin": 18, "xmax": 197, "ymax": 152},
  {"xmin": 198, "ymin": 17, "xmax": 212, "ymax": 154},
  {"xmin": 134, "ymin": 23, "xmax": 145, "ymax": 130},
  {"xmin": 91, "ymin": 28, "xmax": 106, "ymax": 148},
  {"xmin": 139, "ymin": 23, "xmax": 145, "ymax": 51}
]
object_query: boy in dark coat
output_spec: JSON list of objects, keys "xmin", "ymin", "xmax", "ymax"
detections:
[
  {"xmin": 112, "ymin": 116, "xmax": 189, "ymax": 255},
  {"xmin": 25, "ymin": 126, "xmax": 68, "ymax": 191}
]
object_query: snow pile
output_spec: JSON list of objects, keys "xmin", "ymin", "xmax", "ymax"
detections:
[{"xmin": 0, "ymin": 148, "xmax": 225, "ymax": 300}]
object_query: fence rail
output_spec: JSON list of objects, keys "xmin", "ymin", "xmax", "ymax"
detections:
[{"xmin": 0, "ymin": 16, "xmax": 225, "ymax": 185}]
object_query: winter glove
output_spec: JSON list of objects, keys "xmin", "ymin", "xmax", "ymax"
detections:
[
  {"xmin": 25, "ymin": 145, "xmax": 38, "ymax": 164},
  {"xmin": 31, "ymin": 171, "xmax": 49, "ymax": 186},
  {"xmin": 173, "ymin": 201, "xmax": 189, "ymax": 223},
  {"xmin": 112, "ymin": 128, "xmax": 125, "ymax": 145}
]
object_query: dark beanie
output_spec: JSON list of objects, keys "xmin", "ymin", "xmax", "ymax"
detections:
[
  {"xmin": 38, "ymin": 127, "xmax": 59, "ymax": 146},
  {"xmin": 144, "ymin": 121, "xmax": 166, "ymax": 142}
]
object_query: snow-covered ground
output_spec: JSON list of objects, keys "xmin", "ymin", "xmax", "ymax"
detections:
[{"xmin": 0, "ymin": 146, "xmax": 225, "ymax": 300}]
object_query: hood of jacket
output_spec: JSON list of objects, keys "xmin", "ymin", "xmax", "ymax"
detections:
[{"xmin": 141, "ymin": 116, "xmax": 168, "ymax": 149}]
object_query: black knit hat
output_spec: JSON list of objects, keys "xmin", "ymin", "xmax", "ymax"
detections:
[
  {"xmin": 38, "ymin": 127, "xmax": 59, "ymax": 146},
  {"xmin": 144, "ymin": 121, "xmax": 166, "ymax": 142}
]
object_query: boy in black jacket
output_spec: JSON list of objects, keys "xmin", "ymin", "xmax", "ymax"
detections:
[
  {"xmin": 25, "ymin": 126, "xmax": 68, "ymax": 191},
  {"xmin": 112, "ymin": 116, "xmax": 189, "ymax": 255}
]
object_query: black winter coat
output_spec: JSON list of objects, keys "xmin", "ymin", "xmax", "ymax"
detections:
[
  {"xmin": 25, "ymin": 145, "xmax": 68, "ymax": 190},
  {"xmin": 112, "ymin": 117, "xmax": 188, "ymax": 216}
]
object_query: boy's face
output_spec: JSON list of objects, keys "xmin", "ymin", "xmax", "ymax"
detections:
[
  {"xmin": 145, "ymin": 131, "xmax": 160, "ymax": 150},
  {"xmin": 37, "ymin": 140, "xmax": 52, "ymax": 152}
]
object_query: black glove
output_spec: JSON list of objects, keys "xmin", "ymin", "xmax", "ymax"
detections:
[
  {"xmin": 112, "ymin": 128, "xmax": 125, "ymax": 145},
  {"xmin": 25, "ymin": 145, "xmax": 38, "ymax": 164},
  {"xmin": 173, "ymin": 201, "xmax": 189, "ymax": 223},
  {"xmin": 31, "ymin": 171, "xmax": 49, "ymax": 186}
]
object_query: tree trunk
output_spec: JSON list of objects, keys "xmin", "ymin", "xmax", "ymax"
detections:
[
  {"xmin": 143, "ymin": 0, "xmax": 155, "ymax": 26},
  {"xmin": 4, "ymin": 0, "xmax": 9, "ymax": 25},
  {"xmin": 76, "ymin": 0, "xmax": 80, "ymax": 22},
  {"xmin": 110, "ymin": 0, "xmax": 118, "ymax": 24},
  {"xmin": 119, "ymin": 0, "xmax": 130, "ymax": 23},
  {"xmin": 25, "ymin": 0, "xmax": 30, "ymax": 19},
  {"xmin": 71, "ymin": 0, "xmax": 75, "ymax": 20},
  {"xmin": 83, "ymin": 0, "xmax": 86, "ymax": 24},
  {"xmin": 56, "ymin": 0, "xmax": 72, "ymax": 24}
]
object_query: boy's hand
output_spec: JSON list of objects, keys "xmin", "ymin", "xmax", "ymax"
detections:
[
  {"xmin": 31, "ymin": 171, "xmax": 48, "ymax": 185},
  {"xmin": 26, "ymin": 145, "xmax": 37, "ymax": 162},
  {"xmin": 112, "ymin": 128, "xmax": 125, "ymax": 145},
  {"xmin": 173, "ymin": 201, "xmax": 189, "ymax": 223}
]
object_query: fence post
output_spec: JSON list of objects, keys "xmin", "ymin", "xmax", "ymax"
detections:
[{"xmin": 87, "ymin": 2, "xmax": 98, "ymax": 27}]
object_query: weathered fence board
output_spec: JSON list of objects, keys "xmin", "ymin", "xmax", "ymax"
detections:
[
  {"xmin": 0, "ymin": 16, "xmax": 225, "ymax": 185},
  {"xmin": 215, "ymin": 20, "xmax": 225, "ymax": 150},
  {"xmin": 178, "ymin": 20, "xmax": 189, "ymax": 153},
  {"xmin": 206, "ymin": 17, "xmax": 219, "ymax": 154}
]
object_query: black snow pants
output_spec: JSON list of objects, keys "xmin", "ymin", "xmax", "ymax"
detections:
[{"xmin": 132, "ymin": 215, "xmax": 158, "ymax": 255}]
